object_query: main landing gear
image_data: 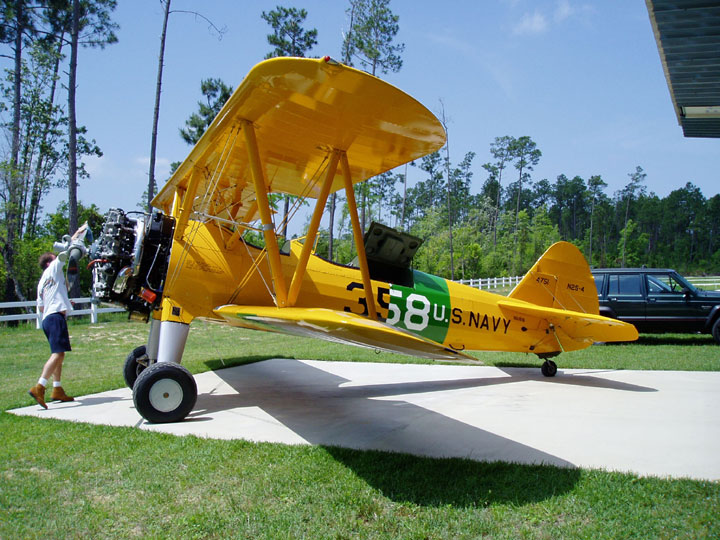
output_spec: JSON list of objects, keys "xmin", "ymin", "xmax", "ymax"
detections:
[{"xmin": 126, "ymin": 320, "xmax": 198, "ymax": 424}]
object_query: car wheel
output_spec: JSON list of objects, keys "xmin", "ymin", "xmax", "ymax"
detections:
[{"xmin": 712, "ymin": 318, "xmax": 720, "ymax": 345}]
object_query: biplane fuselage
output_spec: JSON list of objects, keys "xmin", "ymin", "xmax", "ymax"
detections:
[
  {"xmin": 89, "ymin": 57, "xmax": 637, "ymax": 423},
  {"xmin": 157, "ymin": 220, "xmax": 634, "ymax": 359}
]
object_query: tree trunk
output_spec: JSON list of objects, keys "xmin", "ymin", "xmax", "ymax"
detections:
[
  {"xmin": 148, "ymin": 0, "xmax": 171, "ymax": 212},
  {"xmin": 28, "ymin": 36, "xmax": 64, "ymax": 237},
  {"xmin": 400, "ymin": 162, "xmax": 407, "ymax": 229},
  {"xmin": 3, "ymin": 0, "xmax": 25, "ymax": 303},
  {"xmin": 512, "ymin": 167, "xmax": 523, "ymax": 274},
  {"xmin": 68, "ymin": 0, "xmax": 80, "ymax": 235},
  {"xmin": 588, "ymin": 195, "xmax": 595, "ymax": 264},
  {"xmin": 66, "ymin": 0, "xmax": 81, "ymax": 299},
  {"xmin": 441, "ymin": 106, "xmax": 454, "ymax": 280},
  {"xmin": 282, "ymin": 196, "xmax": 289, "ymax": 238},
  {"xmin": 11, "ymin": 0, "xmax": 22, "ymax": 173},
  {"xmin": 328, "ymin": 193, "xmax": 336, "ymax": 260},
  {"xmin": 622, "ymin": 196, "xmax": 630, "ymax": 267}
]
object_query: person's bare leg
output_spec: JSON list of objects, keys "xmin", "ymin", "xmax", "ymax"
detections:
[
  {"xmin": 42, "ymin": 352, "xmax": 64, "ymax": 381},
  {"xmin": 48, "ymin": 353, "xmax": 74, "ymax": 401}
]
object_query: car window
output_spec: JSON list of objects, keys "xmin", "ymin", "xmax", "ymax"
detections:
[
  {"xmin": 608, "ymin": 274, "xmax": 642, "ymax": 295},
  {"xmin": 593, "ymin": 274, "xmax": 605, "ymax": 296},
  {"xmin": 647, "ymin": 274, "xmax": 684, "ymax": 294}
]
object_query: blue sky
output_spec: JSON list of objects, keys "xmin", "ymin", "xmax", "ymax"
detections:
[{"xmin": 28, "ymin": 0, "xmax": 719, "ymax": 222}]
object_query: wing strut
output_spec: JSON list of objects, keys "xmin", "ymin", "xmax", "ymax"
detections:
[
  {"xmin": 173, "ymin": 166, "xmax": 203, "ymax": 239},
  {"xmin": 341, "ymin": 152, "xmax": 378, "ymax": 321},
  {"xmin": 241, "ymin": 119, "xmax": 288, "ymax": 307},
  {"xmin": 287, "ymin": 149, "xmax": 340, "ymax": 306}
]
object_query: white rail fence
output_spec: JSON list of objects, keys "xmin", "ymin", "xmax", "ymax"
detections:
[
  {"xmin": 456, "ymin": 275, "xmax": 720, "ymax": 291},
  {"xmin": 0, "ymin": 298, "xmax": 125, "ymax": 328},
  {"xmin": 456, "ymin": 276, "xmax": 524, "ymax": 290},
  {"xmin": 2, "ymin": 276, "xmax": 719, "ymax": 326},
  {"xmin": 686, "ymin": 277, "xmax": 720, "ymax": 290}
]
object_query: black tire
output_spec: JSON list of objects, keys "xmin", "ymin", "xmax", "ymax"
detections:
[
  {"xmin": 541, "ymin": 359, "xmax": 558, "ymax": 377},
  {"xmin": 712, "ymin": 318, "xmax": 720, "ymax": 345},
  {"xmin": 124, "ymin": 345, "xmax": 148, "ymax": 389},
  {"xmin": 133, "ymin": 362, "xmax": 197, "ymax": 423}
]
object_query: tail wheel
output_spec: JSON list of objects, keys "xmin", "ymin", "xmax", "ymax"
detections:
[
  {"xmin": 124, "ymin": 345, "xmax": 148, "ymax": 388},
  {"xmin": 541, "ymin": 359, "xmax": 558, "ymax": 377},
  {"xmin": 133, "ymin": 362, "xmax": 197, "ymax": 423}
]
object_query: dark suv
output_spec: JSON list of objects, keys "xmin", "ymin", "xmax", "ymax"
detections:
[{"xmin": 591, "ymin": 268, "xmax": 720, "ymax": 344}]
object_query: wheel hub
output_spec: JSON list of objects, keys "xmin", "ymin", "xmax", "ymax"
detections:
[{"xmin": 148, "ymin": 378, "xmax": 183, "ymax": 412}]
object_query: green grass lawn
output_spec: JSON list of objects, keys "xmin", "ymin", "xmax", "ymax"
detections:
[{"xmin": 1, "ymin": 316, "xmax": 718, "ymax": 539}]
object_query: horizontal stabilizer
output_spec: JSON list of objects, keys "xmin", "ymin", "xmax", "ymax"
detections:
[
  {"xmin": 498, "ymin": 300, "xmax": 638, "ymax": 351},
  {"xmin": 214, "ymin": 305, "xmax": 477, "ymax": 362}
]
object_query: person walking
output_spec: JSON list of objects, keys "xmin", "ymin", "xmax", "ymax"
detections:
[{"xmin": 28, "ymin": 225, "xmax": 86, "ymax": 408}]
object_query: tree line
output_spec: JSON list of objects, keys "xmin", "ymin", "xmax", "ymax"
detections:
[{"xmin": 316, "ymin": 142, "xmax": 720, "ymax": 279}]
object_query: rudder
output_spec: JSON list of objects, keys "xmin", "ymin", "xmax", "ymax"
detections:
[{"xmin": 508, "ymin": 242, "xmax": 599, "ymax": 314}]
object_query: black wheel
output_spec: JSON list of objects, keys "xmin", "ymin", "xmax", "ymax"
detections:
[
  {"xmin": 133, "ymin": 362, "xmax": 197, "ymax": 423},
  {"xmin": 712, "ymin": 318, "xmax": 720, "ymax": 345},
  {"xmin": 124, "ymin": 345, "xmax": 148, "ymax": 389},
  {"xmin": 541, "ymin": 359, "xmax": 558, "ymax": 377}
]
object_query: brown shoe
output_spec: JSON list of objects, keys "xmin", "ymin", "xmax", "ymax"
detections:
[
  {"xmin": 28, "ymin": 384, "xmax": 48, "ymax": 409},
  {"xmin": 50, "ymin": 386, "xmax": 74, "ymax": 402}
]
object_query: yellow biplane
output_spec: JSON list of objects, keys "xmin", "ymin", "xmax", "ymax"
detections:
[{"xmin": 89, "ymin": 57, "xmax": 638, "ymax": 423}]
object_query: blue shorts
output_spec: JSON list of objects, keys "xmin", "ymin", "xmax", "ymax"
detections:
[{"xmin": 42, "ymin": 313, "xmax": 72, "ymax": 354}]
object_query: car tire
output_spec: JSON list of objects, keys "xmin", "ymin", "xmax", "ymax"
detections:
[{"xmin": 712, "ymin": 318, "xmax": 720, "ymax": 345}]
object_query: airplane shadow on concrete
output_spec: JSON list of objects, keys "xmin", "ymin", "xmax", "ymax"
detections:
[{"xmin": 189, "ymin": 358, "xmax": 656, "ymax": 506}]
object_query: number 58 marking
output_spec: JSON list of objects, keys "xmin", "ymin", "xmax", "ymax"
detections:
[
  {"xmin": 387, "ymin": 290, "xmax": 430, "ymax": 331},
  {"xmin": 344, "ymin": 282, "xmax": 431, "ymax": 332}
]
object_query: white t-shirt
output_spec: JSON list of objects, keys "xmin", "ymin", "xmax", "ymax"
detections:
[{"xmin": 37, "ymin": 257, "xmax": 73, "ymax": 320}]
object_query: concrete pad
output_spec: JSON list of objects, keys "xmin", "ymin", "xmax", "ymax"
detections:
[{"xmin": 9, "ymin": 360, "xmax": 720, "ymax": 481}]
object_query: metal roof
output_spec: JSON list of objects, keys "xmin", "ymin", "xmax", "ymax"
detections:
[{"xmin": 646, "ymin": 0, "xmax": 720, "ymax": 138}]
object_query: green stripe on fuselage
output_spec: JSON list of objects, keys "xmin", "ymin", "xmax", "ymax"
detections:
[{"xmin": 388, "ymin": 271, "xmax": 451, "ymax": 343}]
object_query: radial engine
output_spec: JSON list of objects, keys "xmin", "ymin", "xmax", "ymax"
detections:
[{"xmin": 89, "ymin": 208, "xmax": 174, "ymax": 319}]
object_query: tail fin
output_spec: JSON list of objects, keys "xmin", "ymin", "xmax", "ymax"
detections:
[{"xmin": 509, "ymin": 242, "xmax": 599, "ymax": 314}]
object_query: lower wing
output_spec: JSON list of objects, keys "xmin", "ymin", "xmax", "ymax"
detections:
[{"xmin": 214, "ymin": 305, "xmax": 477, "ymax": 361}]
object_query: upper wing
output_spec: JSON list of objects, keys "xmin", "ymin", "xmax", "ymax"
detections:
[
  {"xmin": 214, "ymin": 305, "xmax": 477, "ymax": 362},
  {"xmin": 497, "ymin": 299, "xmax": 639, "ymax": 352},
  {"xmin": 152, "ymin": 57, "xmax": 446, "ymax": 220}
]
